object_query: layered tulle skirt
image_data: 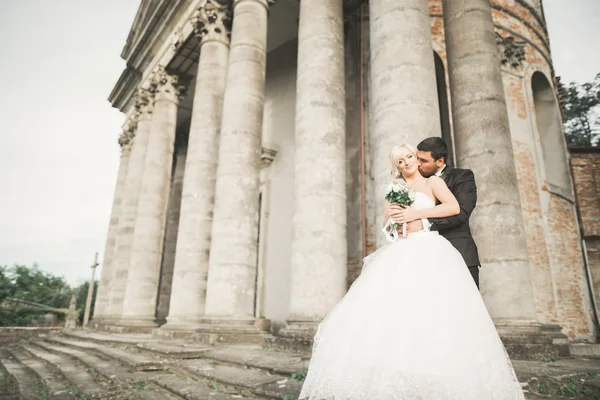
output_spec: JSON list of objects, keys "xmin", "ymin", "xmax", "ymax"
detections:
[{"xmin": 299, "ymin": 231, "xmax": 524, "ymax": 400}]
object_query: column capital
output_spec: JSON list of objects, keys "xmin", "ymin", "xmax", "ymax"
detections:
[
  {"xmin": 260, "ymin": 147, "xmax": 277, "ymax": 169},
  {"xmin": 118, "ymin": 128, "xmax": 134, "ymax": 151},
  {"xmin": 150, "ymin": 66, "xmax": 188, "ymax": 103},
  {"xmin": 192, "ymin": 0, "xmax": 233, "ymax": 45},
  {"xmin": 133, "ymin": 86, "xmax": 156, "ymax": 119}
]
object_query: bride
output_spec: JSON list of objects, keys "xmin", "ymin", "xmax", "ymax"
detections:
[{"xmin": 299, "ymin": 144, "xmax": 525, "ymax": 400}]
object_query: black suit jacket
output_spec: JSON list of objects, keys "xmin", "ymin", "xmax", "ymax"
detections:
[{"xmin": 430, "ymin": 166, "xmax": 481, "ymax": 267}]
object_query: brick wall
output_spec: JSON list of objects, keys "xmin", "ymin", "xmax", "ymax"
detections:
[{"xmin": 570, "ymin": 148, "xmax": 600, "ymax": 317}]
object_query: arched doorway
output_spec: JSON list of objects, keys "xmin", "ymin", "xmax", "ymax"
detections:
[{"xmin": 531, "ymin": 71, "xmax": 571, "ymax": 197}]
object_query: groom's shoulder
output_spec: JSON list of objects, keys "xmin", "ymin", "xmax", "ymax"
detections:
[{"xmin": 447, "ymin": 167, "xmax": 475, "ymax": 180}]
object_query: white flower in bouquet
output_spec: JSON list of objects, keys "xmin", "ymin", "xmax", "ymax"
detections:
[{"xmin": 382, "ymin": 180, "xmax": 416, "ymax": 242}]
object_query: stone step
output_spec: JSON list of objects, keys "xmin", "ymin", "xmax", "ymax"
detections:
[
  {"xmin": 62, "ymin": 329, "xmax": 154, "ymax": 345},
  {"xmin": 149, "ymin": 373, "xmax": 262, "ymax": 400},
  {"xmin": 39, "ymin": 338, "xmax": 278, "ymax": 399},
  {"xmin": 59, "ymin": 333, "xmax": 307, "ymax": 377},
  {"xmin": 201, "ymin": 346, "xmax": 308, "ymax": 376},
  {"xmin": 178, "ymin": 358, "xmax": 302, "ymax": 399},
  {"xmin": 35, "ymin": 340, "xmax": 135, "ymax": 383},
  {"xmin": 134, "ymin": 341, "xmax": 211, "ymax": 358},
  {"xmin": 0, "ymin": 354, "xmax": 19, "ymax": 400},
  {"xmin": 32, "ymin": 341, "xmax": 184, "ymax": 400},
  {"xmin": 21, "ymin": 343, "xmax": 108, "ymax": 398},
  {"xmin": 0, "ymin": 350, "xmax": 45, "ymax": 400},
  {"xmin": 569, "ymin": 343, "xmax": 600, "ymax": 358},
  {"xmin": 7, "ymin": 347, "xmax": 75, "ymax": 399},
  {"xmin": 47, "ymin": 336, "xmax": 167, "ymax": 371}
]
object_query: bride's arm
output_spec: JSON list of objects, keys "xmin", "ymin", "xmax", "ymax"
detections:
[
  {"xmin": 383, "ymin": 202, "xmax": 391, "ymax": 226},
  {"xmin": 396, "ymin": 176, "xmax": 459, "ymax": 222}
]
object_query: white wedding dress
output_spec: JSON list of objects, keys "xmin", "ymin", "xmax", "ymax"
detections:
[{"xmin": 299, "ymin": 192, "xmax": 525, "ymax": 400}]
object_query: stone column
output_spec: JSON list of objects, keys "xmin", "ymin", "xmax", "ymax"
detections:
[
  {"xmin": 105, "ymin": 89, "xmax": 155, "ymax": 322},
  {"xmin": 93, "ymin": 128, "xmax": 133, "ymax": 321},
  {"xmin": 442, "ymin": 0, "xmax": 539, "ymax": 325},
  {"xmin": 204, "ymin": 0, "xmax": 274, "ymax": 322},
  {"xmin": 120, "ymin": 67, "xmax": 185, "ymax": 327},
  {"xmin": 369, "ymin": 0, "xmax": 441, "ymax": 245},
  {"xmin": 283, "ymin": 0, "xmax": 347, "ymax": 335},
  {"xmin": 163, "ymin": 1, "xmax": 232, "ymax": 330}
]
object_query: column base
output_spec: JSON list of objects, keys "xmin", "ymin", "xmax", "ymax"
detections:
[
  {"xmin": 495, "ymin": 319, "xmax": 570, "ymax": 360},
  {"xmin": 159, "ymin": 316, "xmax": 206, "ymax": 332},
  {"xmin": 278, "ymin": 321, "xmax": 318, "ymax": 340},
  {"xmin": 170, "ymin": 317, "xmax": 273, "ymax": 346},
  {"xmin": 269, "ymin": 321, "xmax": 319, "ymax": 353},
  {"xmin": 88, "ymin": 316, "xmax": 120, "ymax": 331},
  {"xmin": 110, "ymin": 317, "xmax": 159, "ymax": 334}
]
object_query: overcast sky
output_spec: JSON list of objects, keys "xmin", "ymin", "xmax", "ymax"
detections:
[{"xmin": 0, "ymin": 1, "xmax": 598, "ymax": 285}]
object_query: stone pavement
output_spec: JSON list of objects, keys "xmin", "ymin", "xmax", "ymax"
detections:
[{"xmin": 0, "ymin": 329, "xmax": 599, "ymax": 399}]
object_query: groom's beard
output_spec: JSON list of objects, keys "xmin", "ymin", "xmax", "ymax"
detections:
[{"xmin": 419, "ymin": 167, "xmax": 436, "ymax": 178}]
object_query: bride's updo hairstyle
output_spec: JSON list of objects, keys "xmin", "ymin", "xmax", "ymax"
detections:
[{"xmin": 390, "ymin": 143, "xmax": 417, "ymax": 179}]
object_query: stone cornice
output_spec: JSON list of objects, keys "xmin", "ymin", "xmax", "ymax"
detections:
[{"xmin": 109, "ymin": 0, "xmax": 196, "ymax": 113}]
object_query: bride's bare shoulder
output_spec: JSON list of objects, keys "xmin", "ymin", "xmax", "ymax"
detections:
[{"xmin": 425, "ymin": 176, "xmax": 444, "ymax": 185}]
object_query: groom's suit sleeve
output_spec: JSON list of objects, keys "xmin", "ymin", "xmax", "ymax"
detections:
[{"xmin": 430, "ymin": 169, "xmax": 477, "ymax": 231}]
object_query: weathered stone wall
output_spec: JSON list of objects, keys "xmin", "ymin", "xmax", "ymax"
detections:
[
  {"xmin": 571, "ymin": 150, "xmax": 600, "ymax": 320},
  {"xmin": 571, "ymin": 151, "xmax": 600, "ymax": 239},
  {"xmin": 425, "ymin": 0, "xmax": 595, "ymax": 339},
  {"xmin": 344, "ymin": 12, "xmax": 365, "ymax": 287},
  {"xmin": 0, "ymin": 327, "xmax": 60, "ymax": 346},
  {"xmin": 261, "ymin": 39, "xmax": 298, "ymax": 328}
]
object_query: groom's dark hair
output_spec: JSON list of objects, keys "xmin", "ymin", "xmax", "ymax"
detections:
[{"xmin": 417, "ymin": 137, "xmax": 448, "ymax": 163}]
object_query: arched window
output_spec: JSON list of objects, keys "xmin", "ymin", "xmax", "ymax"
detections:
[
  {"xmin": 531, "ymin": 72, "xmax": 572, "ymax": 198},
  {"xmin": 434, "ymin": 52, "xmax": 454, "ymax": 166}
]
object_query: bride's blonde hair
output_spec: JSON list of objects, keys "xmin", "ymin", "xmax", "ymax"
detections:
[{"xmin": 390, "ymin": 144, "xmax": 417, "ymax": 179}]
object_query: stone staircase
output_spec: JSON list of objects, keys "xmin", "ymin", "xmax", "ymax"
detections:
[{"xmin": 1, "ymin": 329, "xmax": 600, "ymax": 399}]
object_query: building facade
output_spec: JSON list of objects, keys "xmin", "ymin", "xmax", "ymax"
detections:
[
  {"xmin": 570, "ymin": 146, "xmax": 600, "ymax": 332},
  {"xmin": 92, "ymin": 0, "xmax": 596, "ymax": 344}
]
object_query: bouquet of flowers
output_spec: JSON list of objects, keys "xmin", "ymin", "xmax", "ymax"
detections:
[{"xmin": 382, "ymin": 180, "xmax": 416, "ymax": 242}]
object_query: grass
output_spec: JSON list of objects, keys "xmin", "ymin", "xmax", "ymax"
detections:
[
  {"xmin": 536, "ymin": 374, "xmax": 600, "ymax": 399},
  {"xmin": 291, "ymin": 373, "xmax": 306, "ymax": 381},
  {"xmin": 135, "ymin": 380, "xmax": 152, "ymax": 391}
]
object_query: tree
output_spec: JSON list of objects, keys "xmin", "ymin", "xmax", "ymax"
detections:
[
  {"xmin": 0, "ymin": 264, "xmax": 72, "ymax": 308},
  {"xmin": 0, "ymin": 264, "xmax": 73, "ymax": 327},
  {"xmin": 0, "ymin": 266, "xmax": 15, "ymax": 303},
  {"xmin": 557, "ymin": 73, "xmax": 600, "ymax": 146}
]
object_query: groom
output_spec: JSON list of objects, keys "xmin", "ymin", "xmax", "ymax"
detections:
[{"xmin": 390, "ymin": 137, "xmax": 481, "ymax": 288}]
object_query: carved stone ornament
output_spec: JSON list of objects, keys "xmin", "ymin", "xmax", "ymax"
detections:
[
  {"xmin": 150, "ymin": 66, "xmax": 188, "ymax": 101},
  {"xmin": 192, "ymin": 0, "xmax": 232, "ymax": 44},
  {"xmin": 118, "ymin": 128, "xmax": 133, "ymax": 149},
  {"xmin": 171, "ymin": 27, "xmax": 184, "ymax": 50},
  {"xmin": 133, "ymin": 86, "xmax": 156, "ymax": 117},
  {"xmin": 495, "ymin": 33, "xmax": 526, "ymax": 69}
]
